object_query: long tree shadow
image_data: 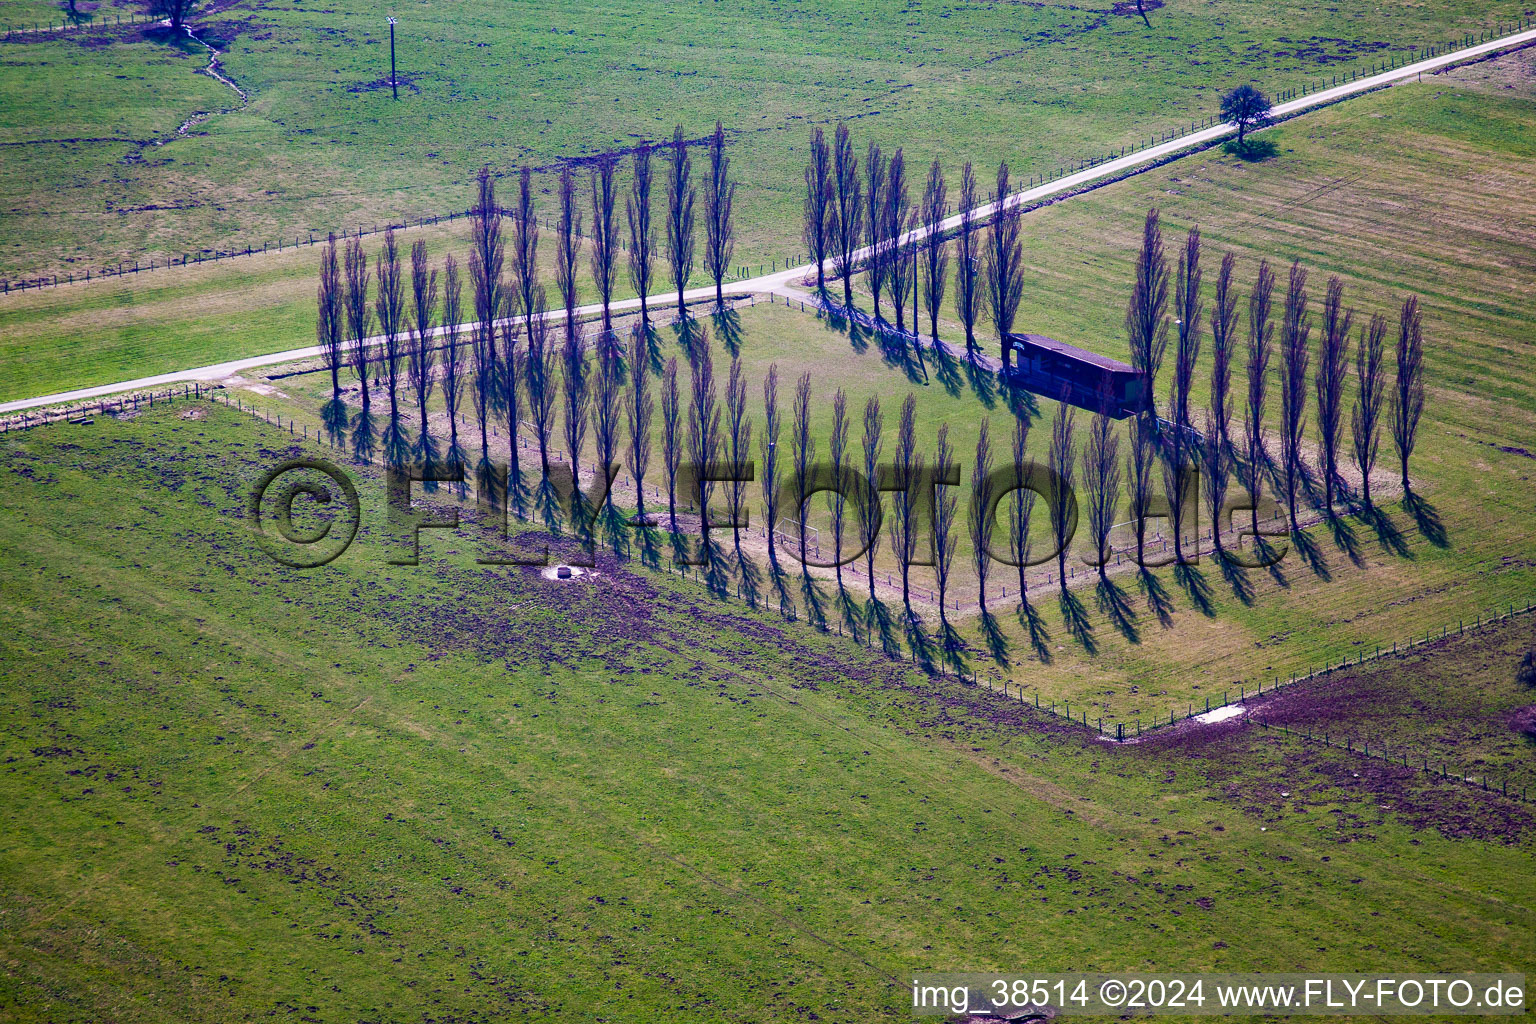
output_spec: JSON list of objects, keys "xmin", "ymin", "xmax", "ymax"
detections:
[
  {"xmin": 835, "ymin": 583, "xmax": 862, "ymax": 640},
  {"xmin": 1058, "ymin": 588, "xmax": 1097, "ymax": 656},
  {"xmin": 737, "ymin": 551, "xmax": 763, "ymax": 609},
  {"xmin": 770, "ymin": 562, "xmax": 798, "ymax": 622},
  {"xmin": 384, "ymin": 416, "xmax": 411, "ymax": 469},
  {"xmin": 963, "ymin": 351, "xmax": 998, "ymax": 408},
  {"xmin": 904, "ymin": 609, "xmax": 937, "ymax": 673},
  {"xmin": 867, "ymin": 596, "xmax": 900, "ymax": 659},
  {"xmin": 1289, "ymin": 526, "xmax": 1332, "ymax": 581},
  {"xmin": 322, "ymin": 398, "xmax": 350, "ymax": 449},
  {"xmin": 641, "ymin": 322, "xmax": 666, "ymax": 375},
  {"xmin": 799, "ymin": 571, "xmax": 829, "ymax": 631},
  {"xmin": 1361, "ymin": 502, "xmax": 1410, "ymax": 557},
  {"xmin": 1001, "ymin": 377, "xmax": 1039, "ymax": 422},
  {"xmin": 1094, "ymin": 575, "xmax": 1140, "ymax": 643},
  {"xmin": 1172, "ymin": 563, "xmax": 1215, "ymax": 617},
  {"xmin": 536, "ymin": 476, "xmax": 566, "ymax": 533},
  {"xmin": 1215, "ymin": 549, "xmax": 1256, "ymax": 605},
  {"xmin": 939, "ymin": 621, "xmax": 969, "ymax": 678},
  {"xmin": 702, "ymin": 536, "xmax": 733, "ymax": 599},
  {"xmin": 673, "ymin": 312, "xmax": 701, "ymax": 361},
  {"xmin": 632, "ymin": 518, "xmax": 661, "ymax": 569},
  {"xmin": 930, "ymin": 339, "xmax": 963, "ymax": 397},
  {"xmin": 444, "ymin": 436, "xmax": 470, "ymax": 498},
  {"xmin": 712, "ymin": 307, "xmax": 745, "ymax": 358},
  {"xmin": 1019, "ymin": 600, "xmax": 1052, "ymax": 663},
  {"xmin": 978, "ymin": 609, "xmax": 1011, "ymax": 669},
  {"xmin": 1403, "ymin": 489, "xmax": 1448, "ymax": 548},
  {"xmin": 350, "ymin": 408, "xmax": 378, "ymax": 464},
  {"xmin": 1325, "ymin": 513, "xmax": 1365, "ymax": 567},
  {"xmin": 414, "ymin": 429, "xmax": 442, "ymax": 492},
  {"xmin": 507, "ymin": 463, "xmax": 531, "ymax": 522},
  {"xmin": 1137, "ymin": 568, "xmax": 1176, "ymax": 628}
]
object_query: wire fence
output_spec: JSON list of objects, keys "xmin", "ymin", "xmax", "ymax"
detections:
[{"xmin": 6, "ymin": 15, "xmax": 1531, "ymax": 295}]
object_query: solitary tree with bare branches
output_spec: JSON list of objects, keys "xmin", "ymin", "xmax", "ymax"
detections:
[
  {"xmin": 407, "ymin": 239, "xmax": 438, "ymax": 444},
  {"xmin": 666, "ymin": 125, "xmax": 696, "ymax": 319},
  {"xmin": 440, "ymin": 256, "xmax": 464, "ymax": 466},
  {"xmin": 920, "ymin": 158, "xmax": 949, "ymax": 358},
  {"xmin": 986, "ymin": 163, "xmax": 1024, "ymax": 369},
  {"xmin": 1392, "ymin": 295, "xmax": 1425, "ymax": 493},
  {"xmin": 704, "ymin": 121, "xmax": 735, "ymax": 311},
  {"xmin": 1209, "ymin": 251, "xmax": 1238, "ymax": 453},
  {"xmin": 627, "ymin": 144, "xmax": 656, "ymax": 329},
  {"xmin": 1084, "ymin": 399, "xmax": 1122, "ymax": 578},
  {"xmin": 1316, "ymin": 276, "xmax": 1352, "ymax": 516},
  {"xmin": 860, "ymin": 396, "xmax": 884, "ymax": 604},
  {"xmin": 828, "ymin": 388, "xmax": 849, "ymax": 592},
  {"xmin": 969, "ymin": 418, "xmax": 995, "ymax": 616},
  {"xmin": 1126, "ymin": 209, "xmax": 1169, "ymax": 419},
  {"xmin": 1352, "ymin": 312, "xmax": 1387, "ymax": 506},
  {"xmin": 831, "ymin": 125, "xmax": 862, "ymax": 308},
  {"xmin": 626, "ymin": 326, "xmax": 654, "ymax": 524},
  {"xmin": 661, "ymin": 356, "xmax": 682, "ymax": 531},
  {"xmin": 1243, "ymin": 260, "xmax": 1275, "ymax": 537},
  {"xmin": 954, "ymin": 163, "xmax": 981, "ymax": 356},
  {"xmin": 1279, "ymin": 261, "xmax": 1311, "ymax": 531},
  {"xmin": 343, "ymin": 238, "xmax": 373, "ymax": 410},
  {"xmin": 1049, "ymin": 398, "xmax": 1077, "ymax": 592},
  {"xmin": 864, "ymin": 141, "xmax": 888, "ymax": 317},
  {"xmin": 317, "ymin": 234, "xmax": 344, "ymax": 402},
  {"xmin": 590, "ymin": 157, "xmax": 620, "ymax": 358},
  {"xmin": 803, "ymin": 127, "xmax": 832, "ymax": 296}
]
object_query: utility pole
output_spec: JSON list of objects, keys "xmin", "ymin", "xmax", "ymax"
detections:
[{"xmin": 387, "ymin": 16, "xmax": 398, "ymax": 100}]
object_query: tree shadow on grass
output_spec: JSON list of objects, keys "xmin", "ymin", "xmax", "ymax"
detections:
[
  {"xmin": 868, "ymin": 597, "xmax": 900, "ymax": 659},
  {"xmin": 414, "ymin": 428, "xmax": 442, "ymax": 492},
  {"xmin": 1019, "ymin": 600, "xmax": 1053, "ymax": 663},
  {"xmin": 1214, "ymin": 549, "xmax": 1256, "ymax": 605},
  {"xmin": 1223, "ymin": 137, "xmax": 1278, "ymax": 162},
  {"xmin": 1137, "ymin": 568, "xmax": 1176, "ymax": 627},
  {"xmin": 1326, "ymin": 512, "xmax": 1365, "ymax": 568},
  {"xmin": 350, "ymin": 408, "xmax": 378, "ymax": 465},
  {"xmin": 904, "ymin": 609, "xmax": 937, "ymax": 673},
  {"xmin": 1058, "ymin": 588, "xmax": 1097, "ymax": 656},
  {"xmin": 798, "ymin": 570, "xmax": 829, "ymax": 631},
  {"xmin": 322, "ymin": 398, "xmax": 350, "ymax": 449},
  {"xmin": 1403, "ymin": 489, "xmax": 1448, "ymax": 548},
  {"xmin": 964, "ymin": 351, "xmax": 998, "ymax": 409},
  {"xmin": 1290, "ymin": 526, "xmax": 1332, "ymax": 581},
  {"xmin": 1094, "ymin": 575, "xmax": 1140, "ymax": 643},
  {"xmin": 939, "ymin": 620, "xmax": 969, "ymax": 678},
  {"xmin": 1173, "ymin": 562, "xmax": 1215, "ymax": 618},
  {"xmin": 712, "ymin": 307, "xmax": 745, "ymax": 358},
  {"xmin": 1361, "ymin": 502, "xmax": 1411, "ymax": 558},
  {"xmin": 444, "ymin": 435, "xmax": 470, "ymax": 498},
  {"xmin": 978, "ymin": 609, "xmax": 1011, "ymax": 669},
  {"xmin": 931, "ymin": 339, "xmax": 963, "ymax": 398},
  {"xmin": 836, "ymin": 584, "xmax": 863, "ymax": 641},
  {"xmin": 735, "ymin": 550, "xmax": 763, "ymax": 609}
]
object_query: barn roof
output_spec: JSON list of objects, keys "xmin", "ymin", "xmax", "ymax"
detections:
[{"xmin": 1008, "ymin": 332, "xmax": 1136, "ymax": 374}]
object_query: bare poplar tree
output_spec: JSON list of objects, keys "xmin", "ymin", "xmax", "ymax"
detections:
[
  {"xmin": 803, "ymin": 127, "xmax": 832, "ymax": 296},
  {"xmin": 920, "ymin": 158, "xmax": 949, "ymax": 356},
  {"xmin": 440, "ymin": 255, "xmax": 464, "ymax": 461},
  {"xmin": 556, "ymin": 164, "xmax": 582, "ymax": 345},
  {"xmin": 627, "ymin": 143, "xmax": 656, "ymax": 328},
  {"xmin": 317, "ymin": 234, "xmax": 344, "ymax": 401},
  {"xmin": 704, "ymin": 121, "xmax": 735, "ymax": 311},
  {"xmin": 1391, "ymin": 294, "xmax": 1425, "ymax": 493},
  {"xmin": 725, "ymin": 356, "xmax": 753, "ymax": 566},
  {"xmin": 1209, "ymin": 251, "xmax": 1238, "ymax": 453},
  {"xmin": 1200, "ymin": 413, "xmax": 1228, "ymax": 553},
  {"xmin": 526, "ymin": 288, "xmax": 557, "ymax": 480},
  {"xmin": 1126, "ymin": 208, "xmax": 1169, "ymax": 419},
  {"xmin": 666, "ymin": 125, "xmax": 696, "ymax": 318},
  {"xmin": 824, "ymin": 388, "xmax": 849, "ymax": 591},
  {"xmin": 590, "ymin": 157, "xmax": 619, "ymax": 356},
  {"xmin": 562, "ymin": 323, "xmax": 590, "ymax": 492},
  {"xmin": 661, "ymin": 356, "xmax": 682, "ymax": 529},
  {"xmin": 471, "ymin": 167, "xmax": 504, "ymax": 371},
  {"xmin": 954, "ymin": 162, "xmax": 981, "ymax": 356},
  {"xmin": 407, "ymin": 239, "xmax": 438, "ymax": 442},
  {"xmin": 1172, "ymin": 225, "xmax": 1203, "ymax": 438},
  {"xmin": 1279, "ymin": 261, "xmax": 1311, "ymax": 530},
  {"xmin": 1127, "ymin": 415, "xmax": 1154, "ymax": 566},
  {"xmin": 1084, "ymin": 399, "xmax": 1122, "ymax": 578},
  {"xmin": 625, "ymin": 326, "xmax": 654, "ymax": 523},
  {"xmin": 969, "ymin": 418, "xmax": 995, "ymax": 615},
  {"xmin": 687, "ymin": 332, "xmax": 722, "ymax": 558},
  {"xmin": 934, "ymin": 424, "xmax": 959, "ymax": 631},
  {"xmin": 1243, "ymin": 259, "xmax": 1275, "ymax": 536},
  {"xmin": 761, "ymin": 365, "xmax": 783, "ymax": 571},
  {"xmin": 344, "ymin": 238, "xmax": 373, "ymax": 409},
  {"xmin": 513, "ymin": 166, "xmax": 540, "ymax": 335},
  {"xmin": 831, "ymin": 124, "xmax": 862, "ymax": 308},
  {"xmin": 376, "ymin": 229, "xmax": 406, "ymax": 440},
  {"xmin": 985, "ymin": 162, "xmax": 1024, "ymax": 368},
  {"xmin": 883, "ymin": 148, "xmax": 911, "ymax": 334},
  {"xmin": 1352, "ymin": 312, "xmax": 1387, "ymax": 506},
  {"xmin": 1161, "ymin": 433, "xmax": 1193, "ymax": 563},
  {"xmin": 469, "ymin": 251, "xmax": 495, "ymax": 472},
  {"xmin": 499, "ymin": 292, "xmax": 525, "ymax": 491},
  {"xmin": 860, "ymin": 396, "xmax": 884, "ymax": 602},
  {"xmin": 592, "ymin": 348, "xmax": 622, "ymax": 520},
  {"xmin": 1315, "ymin": 275, "xmax": 1352, "ymax": 515},
  {"xmin": 1009, "ymin": 416, "xmax": 1035, "ymax": 608},
  {"xmin": 791, "ymin": 372, "xmax": 816, "ymax": 572},
  {"xmin": 888, "ymin": 393, "xmax": 920, "ymax": 614},
  {"xmin": 864, "ymin": 141, "xmax": 887, "ymax": 317},
  {"xmin": 1049, "ymin": 398, "xmax": 1077, "ymax": 592}
]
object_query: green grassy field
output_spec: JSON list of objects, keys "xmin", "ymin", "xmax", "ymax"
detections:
[
  {"xmin": 0, "ymin": 403, "xmax": 1531, "ymax": 1021},
  {"xmin": 0, "ymin": 0, "xmax": 1527, "ymax": 279}
]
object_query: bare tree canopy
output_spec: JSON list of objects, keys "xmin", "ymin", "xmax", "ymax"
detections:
[
  {"xmin": 921, "ymin": 158, "xmax": 949, "ymax": 354},
  {"xmin": 317, "ymin": 234, "xmax": 344, "ymax": 401},
  {"xmin": 1315, "ymin": 276, "xmax": 1353, "ymax": 515},
  {"xmin": 1352, "ymin": 312, "xmax": 1388, "ymax": 506},
  {"xmin": 985, "ymin": 162, "xmax": 1024, "ymax": 368},
  {"xmin": 1392, "ymin": 294, "xmax": 1425, "ymax": 491},
  {"xmin": 704, "ymin": 121, "xmax": 736, "ymax": 310},
  {"xmin": 407, "ymin": 238, "xmax": 439, "ymax": 443},
  {"xmin": 627, "ymin": 144, "xmax": 657, "ymax": 326},
  {"xmin": 954, "ymin": 162, "xmax": 981, "ymax": 355},
  {"xmin": 666, "ymin": 125, "xmax": 697, "ymax": 318},
  {"xmin": 968, "ymin": 417, "xmax": 995, "ymax": 615},
  {"xmin": 864, "ymin": 141, "xmax": 887, "ymax": 317},
  {"xmin": 1279, "ymin": 261, "xmax": 1311, "ymax": 530},
  {"xmin": 1083, "ymin": 396, "xmax": 1122, "ymax": 577},
  {"xmin": 625, "ymin": 326, "xmax": 654, "ymax": 523},
  {"xmin": 343, "ymin": 238, "xmax": 373, "ymax": 409},
  {"xmin": 590, "ymin": 157, "xmax": 620, "ymax": 355},
  {"xmin": 860, "ymin": 395, "xmax": 884, "ymax": 603},
  {"xmin": 760, "ymin": 364, "xmax": 782, "ymax": 570},
  {"xmin": 1209, "ymin": 251, "xmax": 1239, "ymax": 452},
  {"xmin": 803, "ymin": 127, "xmax": 832, "ymax": 296},
  {"xmin": 142, "ymin": 0, "xmax": 198, "ymax": 30},
  {"xmin": 440, "ymin": 256, "xmax": 465, "ymax": 462},
  {"xmin": 831, "ymin": 125, "xmax": 863, "ymax": 309},
  {"xmin": 513, "ymin": 166, "xmax": 540, "ymax": 338},
  {"xmin": 1242, "ymin": 259, "xmax": 1275, "ymax": 535},
  {"xmin": 1126, "ymin": 208, "xmax": 1169, "ymax": 418}
]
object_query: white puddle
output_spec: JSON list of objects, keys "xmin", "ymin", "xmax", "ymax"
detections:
[{"xmin": 1195, "ymin": 703, "xmax": 1246, "ymax": 725}]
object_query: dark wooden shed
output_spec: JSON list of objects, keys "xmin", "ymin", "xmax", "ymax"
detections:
[{"xmin": 1004, "ymin": 332, "xmax": 1146, "ymax": 418}]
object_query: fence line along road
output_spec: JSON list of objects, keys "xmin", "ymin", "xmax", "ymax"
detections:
[{"xmin": 4, "ymin": 22, "xmax": 1536, "ymax": 416}]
